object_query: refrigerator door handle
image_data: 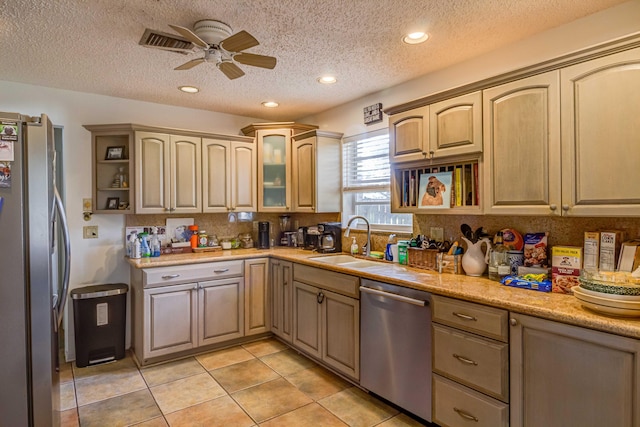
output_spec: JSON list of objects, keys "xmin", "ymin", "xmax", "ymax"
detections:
[{"xmin": 53, "ymin": 185, "xmax": 70, "ymax": 331}]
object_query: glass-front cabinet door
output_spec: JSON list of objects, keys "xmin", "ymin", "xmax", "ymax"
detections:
[{"xmin": 257, "ymin": 129, "xmax": 291, "ymax": 212}]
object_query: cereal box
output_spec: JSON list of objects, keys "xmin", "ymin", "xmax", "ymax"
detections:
[
  {"xmin": 583, "ymin": 232, "xmax": 600, "ymax": 271},
  {"xmin": 551, "ymin": 246, "xmax": 582, "ymax": 294},
  {"xmin": 599, "ymin": 230, "xmax": 625, "ymax": 271}
]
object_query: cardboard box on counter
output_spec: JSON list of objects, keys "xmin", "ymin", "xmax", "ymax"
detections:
[
  {"xmin": 617, "ymin": 240, "xmax": 640, "ymax": 272},
  {"xmin": 599, "ymin": 230, "xmax": 625, "ymax": 271},
  {"xmin": 583, "ymin": 232, "xmax": 599, "ymax": 271},
  {"xmin": 551, "ymin": 246, "xmax": 582, "ymax": 294}
]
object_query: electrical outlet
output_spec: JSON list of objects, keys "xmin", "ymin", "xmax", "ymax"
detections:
[
  {"xmin": 430, "ymin": 227, "xmax": 444, "ymax": 242},
  {"xmin": 83, "ymin": 226, "xmax": 98, "ymax": 239}
]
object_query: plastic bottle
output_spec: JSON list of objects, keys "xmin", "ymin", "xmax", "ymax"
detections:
[
  {"xmin": 488, "ymin": 231, "xmax": 509, "ymax": 281},
  {"xmin": 132, "ymin": 236, "xmax": 141, "ymax": 259},
  {"xmin": 385, "ymin": 234, "xmax": 396, "ymax": 261},
  {"xmin": 189, "ymin": 225, "xmax": 199, "ymax": 249},
  {"xmin": 126, "ymin": 232, "xmax": 137, "ymax": 257},
  {"xmin": 139, "ymin": 232, "xmax": 151, "ymax": 257},
  {"xmin": 350, "ymin": 237, "xmax": 359, "ymax": 255},
  {"xmin": 149, "ymin": 228, "xmax": 161, "ymax": 257}
]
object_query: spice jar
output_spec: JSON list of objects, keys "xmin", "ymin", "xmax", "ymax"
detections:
[
  {"xmin": 198, "ymin": 230, "xmax": 208, "ymax": 248},
  {"xmin": 239, "ymin": 233, "xmax": 253, "ymax": 248},
  {"xmin": 207, "ymin": 234, "xmax": 219, "ymax": 247}
]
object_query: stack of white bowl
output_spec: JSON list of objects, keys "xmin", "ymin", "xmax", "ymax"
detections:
[{"xmin": 574, "ymin": 271, "xmax": 640, "ymax": 317}]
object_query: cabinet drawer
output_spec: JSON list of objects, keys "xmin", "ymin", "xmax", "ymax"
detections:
[
  {"xmin": 293, "ymin": 264, "xmax": 359, "ymax": 298},
  {"xmin": 432, "ymin": 295, "xmax": 508, "ymax": 341},
  {"xmin": 143, "ymin": 260, "xmax": 244, "ymax": 288},
  {"xmin": 434, "ymin": 374, "xmax": 508, "ymax": 427},
  {"xmin": 433, "ymin": 324, "xmax": 508, "ymax": 402}
]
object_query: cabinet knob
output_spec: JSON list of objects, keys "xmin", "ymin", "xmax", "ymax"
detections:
[
  {"xmin": 510, "ymin": 318, "xmax": 518, "ymax": 326},
  {"xmin": 549, "ymin": 204, "xmax": 557, "ymax": 211},
  {"xmin": 562, "ymin": 204, "xmax": 570, "ymax": 211}
]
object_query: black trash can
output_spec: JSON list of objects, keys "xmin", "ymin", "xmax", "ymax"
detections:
[{"xmin": 71, "ymin": 283, "xmax": 128, "ymax": 368}]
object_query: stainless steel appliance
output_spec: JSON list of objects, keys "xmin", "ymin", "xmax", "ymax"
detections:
[
  {"xmin": 360, "ymin": 279, "xmax": 432, "ymax": 422},
  {"xmin": 257, "ymin": 221, "xmax": 270, "ymax": 249},
  {"xmin": 0, "ymin": 112, "xmax": 70, "ymax": 426},
  {"xmin": 317, "ymin": 222, "xmax": 342, "ymax": 253},
  {"xmin": 304, "ymin": 225, "xmax": 321, "ymax": 250}
]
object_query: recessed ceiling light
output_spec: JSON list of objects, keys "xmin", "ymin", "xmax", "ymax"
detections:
[
  {"xmin": 262, "ymin": 101, "xmax": 279, "ymax": 108},
  {"xmin": 178, "ymin": 86, "xmax": 199, "ymax": 93},
  {"xmin": 402, "ymin": 32, "xmax": 429, "ymax": 44},
  {"xmin": 317, "ymin": 76, "xmax": 337, "ymax": 84}
]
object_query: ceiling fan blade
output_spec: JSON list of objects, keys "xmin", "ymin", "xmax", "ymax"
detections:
[
  {"xmin": 220, "ymin": 30, "xmax": 259, "ymax": 52},
  {"xmin": 234, "ymin": 53, "xmax": 277, "ymax": 69},
  {"xmin": 218, "ymin": 61, "xmax": 245, "ymax": 80},
  {"xmin": 168, "ymin": 24, "xmax": 209, "ymax": 49},
  {"xmin": 174, "ymin": 58, "xmax": 206, "ymax": 70}
]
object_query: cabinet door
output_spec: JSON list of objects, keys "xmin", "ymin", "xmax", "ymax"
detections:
[
  {"xmin": 292, "ymin": 281, "xmax": 321, "ymax": 358},
  {"xmin": 292, "ymin": 137, "xmax": 316, "ymax": 212},
  {"xmin": 135, "ymin": 131, "xmax": 170, "ymax": 213},
  {"xmin": 143, "ymin": 283, "xmax": 197, "ymax": 359},
  {"xmin": 321, "ymin": 289, "xmax": 360, "ymax": 380},
  {"xmin": 430, "ymin": 91, "xmax": 483, "ymax": 158},
  {"xmin": 257, "ymin": 129, "xmax": 291, "ymax": 212},
  {"xmin": 389, "ymin": 106, "xmax": 429, "ymax": 163},
  {"xmin": 202, "ymin": 138, "xmax": 231, "ymax": 213},
  {"xmin": 170, "ymin": 135, "xmax": 201, "ymax": 213},
  {"xmin": 244, "ymin": 258, "xmax": 269, "ymax": 336},
  {"xmin": 510, "ymin": 313, "xmax": 640, "ymax": 427},
  {"xmin": 270, "ymin": 260, "xmax": 293, "ymax": 342},
  {"xmin": 231, "ymin": 141, "xmax": 257, "ymax": 211},
  {"xmin": 483, "ymin": 71, "xmax": 561, "ymax": 215},
  {"xmin": 561, "ymin": 47, "xmax": 640, "ymax": 216},
  {"xmin": 198, "ymin": 277, "xmax": 244, "ymax": 346}
]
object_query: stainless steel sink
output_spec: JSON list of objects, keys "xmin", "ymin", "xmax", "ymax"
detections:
[{"xmin": 308, "ymin": 255, "xmax": 383, "ymax": 269}]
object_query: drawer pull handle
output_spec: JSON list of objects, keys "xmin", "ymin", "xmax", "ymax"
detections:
[
  {"xmin": 454, "ymin": 407, "xmax": 478, "ymax": 422},
  {"xmin": 453, "ymin": 312, "xmax": 477, "ymax": 321},
  {"xmin": 213, "ymin": 268, "xmax": 229, "ymax": 273},
  {"xmin": 161, "ymin": 274, "xmax": 181, "ymax": 279},
  {"xmin": 453, "ymin": 354, "xmax": 478, "ymax": 365}
]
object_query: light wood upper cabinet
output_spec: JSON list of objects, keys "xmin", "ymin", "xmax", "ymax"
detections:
[
  {"xmin": 256, "ymin": 128, "xmax": 292, "ymax": 212},
  {"xmin": 292, "ymin": 130, "xmax": 342, "ymax": 213},
  {"xmin": 429, "ymin": 91, "xmax": 483, "ymax": 158},
  {"xmin": 482, "ymin": 71, "xmax": 561, "ymax": 215},
  {"xmin": 510, "ymin": 313, "xmax": 640, "ymax": 427},
  {"xmin": 202, "ymin": 138, "xmax": 256, "ymax": 213},
  {"xmin": 135, "ymin": 131, "xmax": 201, "ymax": 214},
  {"xmin": 561, "ymin": 46, "xmax": 640, "ymax": 216},
  {"xmin": 389, "ymin": 105, "xmax": 429, "ymax": 163}
]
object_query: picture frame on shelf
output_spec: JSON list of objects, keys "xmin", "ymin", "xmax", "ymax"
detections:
[
  {"xmin": 105, "ymin": 146, "xmax": 125, "ymax": 160},
  {"xmin": 418, "ymin": 171, "xmax": 452, "ymax": 209},
  {"xmin": 106, "ymin": 197, "xmax": 119, "ymax": 210}
]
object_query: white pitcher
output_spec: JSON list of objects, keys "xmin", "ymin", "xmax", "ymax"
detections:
[{"xmin": 461, "ymin": 236, "xmax": 492, "ymax": 277}]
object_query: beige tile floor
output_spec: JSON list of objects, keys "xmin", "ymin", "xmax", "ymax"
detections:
[{"xmin": 59, "ymin": 338, "xmax": 431, "ymax": 426}]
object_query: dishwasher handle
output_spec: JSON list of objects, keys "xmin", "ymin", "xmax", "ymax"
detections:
[{"xmin": 360, "ymin": 286, "xmax": 427, "ymax": 307}]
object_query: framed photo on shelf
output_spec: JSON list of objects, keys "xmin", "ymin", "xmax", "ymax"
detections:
[
  {"xmin": 105, "ymin": 146, "xmax": 125, "ymax": 160},
  {"xmin": 106, "ymin": 197, "xmax": 119, "ymax": 210},
  {"xmin": 418, "ymin": 171, "xmax": 452, "ymax": 209}
]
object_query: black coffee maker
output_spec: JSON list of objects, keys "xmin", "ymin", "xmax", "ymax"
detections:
[
  {"xmin": 257, "ymin": 221, "xmax": 270, "ymax": 249},
  {"xmin": 317, "ymin": 222, "xmax": 342, "ymax": 253}
]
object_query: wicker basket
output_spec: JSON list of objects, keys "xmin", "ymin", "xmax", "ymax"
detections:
[{"xmin": 407, "ymin": 247, "xmax": 463, "ymax": 274}]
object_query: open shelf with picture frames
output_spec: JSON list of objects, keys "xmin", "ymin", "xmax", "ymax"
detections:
[
  {"xmin": 85, "ymin": 125, "xmax": 135, "ymax": 214},
  {"xmin": 391, "ymin": 158, "xmax": 482, "ymax": 214}
]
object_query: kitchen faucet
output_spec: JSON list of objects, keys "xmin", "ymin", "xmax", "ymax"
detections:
[{"xmin": 345, "ymin": 216, "xmax": 371, "ymax": 257}]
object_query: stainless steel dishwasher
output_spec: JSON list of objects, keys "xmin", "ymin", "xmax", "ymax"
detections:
[{"xmin": 360, "ymin": 279, "xmax": 432, "ymax": 423}]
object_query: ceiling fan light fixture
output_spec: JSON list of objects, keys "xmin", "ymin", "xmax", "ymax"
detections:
[
  {"xmin": 317, "ymin": 76, "xmax": 337, "ymax": 84},
  {"xmin": 403, "ymin": 31, "xmax": 429, "ymax": 44},
  {"xmin": 261, "ymin": 101, "xmax": 279, "ymax": 108},
  {"xmin": 178, "ymin": 85, "xmax": 199, "ymax": 93}
]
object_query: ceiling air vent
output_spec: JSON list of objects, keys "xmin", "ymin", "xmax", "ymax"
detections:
[{"xmin": 138, "ymin": 29, "xmax": 194, "ymax": 53}]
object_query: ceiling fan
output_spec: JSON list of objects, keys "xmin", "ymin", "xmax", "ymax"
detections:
[{"xmin": 139, "ymin": 19, "xmax": 277, "ymax": 80}]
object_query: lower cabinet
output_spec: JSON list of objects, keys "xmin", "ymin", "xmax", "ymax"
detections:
[
  {"xmin": 292, "ymin": 264, "xmax": 360, "ymax": 380},
  {"xmin": 131, "ymin": 259, "xmax": 272, "ymax": 365},
  {"xmin": 510, "ymin": 313, "xmax": 640, "ymax": 427},
  {"xmin": 270, "ymin": 259, "xmax": 293, "ymax": 342}
]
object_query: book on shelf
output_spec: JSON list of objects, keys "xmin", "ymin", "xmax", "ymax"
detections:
[
  {"xmin": 473, "ymin": 163, "xmax": 479, "ymax": 206},
  {"xmin": 454, "ymin": 166, "xmax": 462, "ymax": 206}
]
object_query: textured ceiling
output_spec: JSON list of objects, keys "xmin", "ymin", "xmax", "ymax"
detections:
[{"xmin": 0, "ymin": 0, "xmax": 627, "ymax": 121}]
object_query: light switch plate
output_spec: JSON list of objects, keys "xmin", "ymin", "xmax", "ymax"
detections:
[
  {"xmin": 83, "ymin": 225, "xmax": 98, "ymax": 239},
  {"xmin": 82, "ymin": 198, "xmax": 92, "ymax": 212}
]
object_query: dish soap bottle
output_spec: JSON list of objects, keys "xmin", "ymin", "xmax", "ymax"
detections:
[
  {"xmin": 350, "ymin": 237, "xmax": 359, "ymax": 255},
  {"xmin": 385, "ymin": 234, "xmax": 396, "ymax": 261}
]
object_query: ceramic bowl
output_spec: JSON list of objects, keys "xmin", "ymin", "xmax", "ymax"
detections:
[{"xmin": 578, "ymin": 277, "xmax": 640, "ymax": 296}]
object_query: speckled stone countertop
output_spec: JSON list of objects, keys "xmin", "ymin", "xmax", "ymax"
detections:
[{"xmin": 128, "ymin": 248, "xmax": 640, "ymax": 340}]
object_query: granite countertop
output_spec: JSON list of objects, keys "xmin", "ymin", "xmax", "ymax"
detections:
[{"xmin": 128, "ymin": 248, "xmax": 640, "ymax": 340}]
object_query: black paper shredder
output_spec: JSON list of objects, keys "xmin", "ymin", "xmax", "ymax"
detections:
[{"xmin": 71, "ymin": 283, "xmax": 128, "ymax": 368}]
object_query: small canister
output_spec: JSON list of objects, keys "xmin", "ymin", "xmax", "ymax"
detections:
[
  {"xmin": 507, "ymin": 250, "xmax": 525, "ymax": 276},
  {"xmin": 198, "ymin": 231, "xmax": 208, "ymax": 248},
  {"xmin": 207, "ymin": 234, "xmax": 218, "ymax": 247}
]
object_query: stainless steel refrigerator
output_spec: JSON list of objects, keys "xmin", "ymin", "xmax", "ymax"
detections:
[{"xmin": 0, "ymin": 112, "xmax": 70, "ymax": 426}]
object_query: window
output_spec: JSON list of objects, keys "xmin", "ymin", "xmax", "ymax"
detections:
[{"xmin": 342, "ymin": 129, "xmax": 412, "ymax": 232}]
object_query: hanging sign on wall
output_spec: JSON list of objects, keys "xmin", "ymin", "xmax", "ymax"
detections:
[{"xmin": 363, "ymin": 103, "xmax": 383, "ymax": 125}]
